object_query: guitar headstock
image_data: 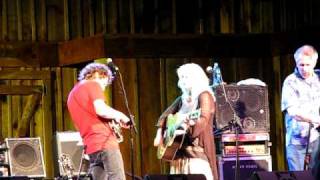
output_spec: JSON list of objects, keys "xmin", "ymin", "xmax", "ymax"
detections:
[{"xmin": 59, "ymin": 153, "xmax": 75, "ymax": 177}]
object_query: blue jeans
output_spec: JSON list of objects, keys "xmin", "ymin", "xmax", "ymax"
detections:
[
  {"xmin": 88, "ymin": 149, "xmax": 126, "ymax": 180},
  {"xmin": 287, "ymin": 137, "xmax": 320, "ymax": 171}
]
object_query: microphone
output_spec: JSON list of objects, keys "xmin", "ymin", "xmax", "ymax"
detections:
[
  {"xmin": 211, "ymin": 62, "xmax": 222, "ymax": 86},
  {"xmin": 106, "ymin": 58, "xmax": 119, "ymax": 74},
  {"xmin": 206, "ymin": 66, "xmax": 213, "ymax": 73}
]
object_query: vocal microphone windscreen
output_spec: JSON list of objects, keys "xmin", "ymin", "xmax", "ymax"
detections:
[
  {"xmin": 106, "ymin": 58, "xmax": 113, "ymax": 63},
  {"xmin": 206, "ymin": 66, "xmax": 213, "ymax": 73},
  {"xmin": 106, "ymin": 58, "xmax": 119, "ymax": 71}
]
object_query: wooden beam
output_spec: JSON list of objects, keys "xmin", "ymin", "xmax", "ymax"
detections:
[
  {"xmin": 58, "ymin": 31, "xmax": 320, "ymax": 66},
  {"xmin": 0, "ymin": 41, "xmax": 58, "ymax": 67},
  {"xmin": 58, "ymin": 34, "xmax": 105, "ymax": 65},
  {"xmin": 0, "ymin": 69, "xmax": 51, "ymax": 80},
  {"xmin": 0, "ymin": 85, "xmax": 43, "ymax": 95},
  {"xmin": 102, "ymin": 34, "xmax": 272, "ymax": 58},
  {"xmin": 2, "ymin": 29, "xmax": 320, "ymax": 67},
  {"xmin": 58, "ymin": 33, "xmax": 273, "ymax": 65}
]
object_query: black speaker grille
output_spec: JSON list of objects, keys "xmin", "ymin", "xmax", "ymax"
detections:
[{"xmin": 215, "ymin": 85, "xmax": 270, "ymax": 133}]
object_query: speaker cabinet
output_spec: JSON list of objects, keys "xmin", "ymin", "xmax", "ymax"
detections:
[
  {"xmin": 143, "ymin": 174, "xmax": 206, "ymax": 180},
  {"xmin": 215, "ymin": 84, "xmax": 270, "ymax": 133},
  {"xmin": 55, "ymin": 131, "xmax": 89, "ymax": 177},
  {"xmin": 5, "ymin": 137, "xmax": 46, "ymax": 178},
  {"xmin": 250, "ymin": 170, "xmax": 315, "ymax": 180},
  {"xmin": 218, "ymin": 155, "xmax": 272, "ymax": 180}
]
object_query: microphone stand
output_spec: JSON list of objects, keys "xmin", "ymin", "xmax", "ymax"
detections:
[
  {"xmin": 229, "ymin": 115, "xmax": 242, "ymax": 180},
  {"xmin": 209, "ymin": 61, "xmax": 242, "ymax": 180},
  {"xmin": 116, "ymin": 70, "xmax": 138, "ymax": 180},
  {"xmin": 303, "ymin": 122, "xmax": 313, "ymax": 170},
  {"xmin": 76, "ymin": 145, "xmax": 87, "ymax": 180},
  {"xmin": 217, "ymin": 70, "xmax": 242, "ymax": 180}
]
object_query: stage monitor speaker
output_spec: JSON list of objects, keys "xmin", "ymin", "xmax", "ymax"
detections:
[
  {"xmin": 215, "ymin": 84, "xmax": 270, "ymax": 133},
  {"xmin": 250, "ymin": 170, "xmax": 315, "ymax": 180},
  {"xmin": 5, "ymin": 137, "xmax": 46, "ymax": 178},
  {"xmin": 55, "ymin": 131, "xmax": 89, "ymax": 177},
  {"xmin": 143, "ymin": 174, "xmax": 206, "ymax": 180}
]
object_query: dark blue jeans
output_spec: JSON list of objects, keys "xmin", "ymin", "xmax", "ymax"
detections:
[{"xmin": 89, "ymin": 149, "xmax": 126, "ymax": 180}]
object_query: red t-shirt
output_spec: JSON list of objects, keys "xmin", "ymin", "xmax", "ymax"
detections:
[{"xmin": 67, "ymin": 80, "xmax": 119, "ymax": 154}]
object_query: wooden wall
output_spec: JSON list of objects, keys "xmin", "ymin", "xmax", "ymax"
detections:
[{"xmin": 1, "ymin": 0, "xmax": 320, "ymax": 178}]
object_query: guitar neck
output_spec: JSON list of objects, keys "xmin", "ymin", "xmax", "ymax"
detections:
[{"xmin": 173, "ymin": 109, "xmax": 201, "ymax": 129}]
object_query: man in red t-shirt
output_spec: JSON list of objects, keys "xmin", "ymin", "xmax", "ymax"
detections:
[{"xmin": 67, "ymin": 62, "xmax": 130, "ymax": 180}]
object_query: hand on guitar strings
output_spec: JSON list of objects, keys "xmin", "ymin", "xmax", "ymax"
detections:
[
  {"xmin": 114, "ymin": 117, "xmax": 131, "ymax": 129},
  {"xmin": 183, "ymin": 115, "xmax": 196, "ymax": 126},
  {"xmin": 175, "ymin": 120, "xmax": 192, "ymax": 136}
]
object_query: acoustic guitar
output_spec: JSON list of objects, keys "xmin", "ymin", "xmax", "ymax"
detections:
[{"xmin": 157, "ymin": 109, "xmax": 201, "ymax": 161}]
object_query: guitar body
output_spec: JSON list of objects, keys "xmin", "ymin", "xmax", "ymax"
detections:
[
  {"xmin": 157, "ymin": 109, "xmax": 200, "ymax": 161},
  {"xmin": 108, "ymin": 120, "xmax": 123, "ymax": 143},
  {"xmin": 157, "ymin": 134, "xmax": 185, "ymax": 161}
]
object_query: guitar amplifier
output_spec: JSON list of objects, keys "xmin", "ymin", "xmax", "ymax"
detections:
[
  {"xmin": 221, "ymin": 133, "xmax": 271, "ymax": 157},
  {"xmin": 222, "ymin": 144, "xmax": 270, "ymax": 157},
  {"xmin": 218, "ymin": 155, "xmax": 272, "ymax": 180},
  {"xmin": 55, "ymin": 131, "xmax": 89, "ymax": 177},
  {"xmin": 221, "ymin": 133, "xmax": 269, "ymax": 142}
]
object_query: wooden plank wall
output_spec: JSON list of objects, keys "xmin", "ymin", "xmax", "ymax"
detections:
[{"xmin": 1, "ymin": 0, "xmax": 320, "ymax": 178}]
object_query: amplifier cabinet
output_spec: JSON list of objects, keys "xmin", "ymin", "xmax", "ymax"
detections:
[
  {"xmin": 215, "ymin": 85, "xmax": 270, "ymax": 133},
  {"xmin": 218, "ymin": 155, "xmax": 272, "ymax": 180}
]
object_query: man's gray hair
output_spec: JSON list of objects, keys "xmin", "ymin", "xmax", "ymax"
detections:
[{"xmin": 294, "ymin": 45, "xmax": 318, "ymax": 63}]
